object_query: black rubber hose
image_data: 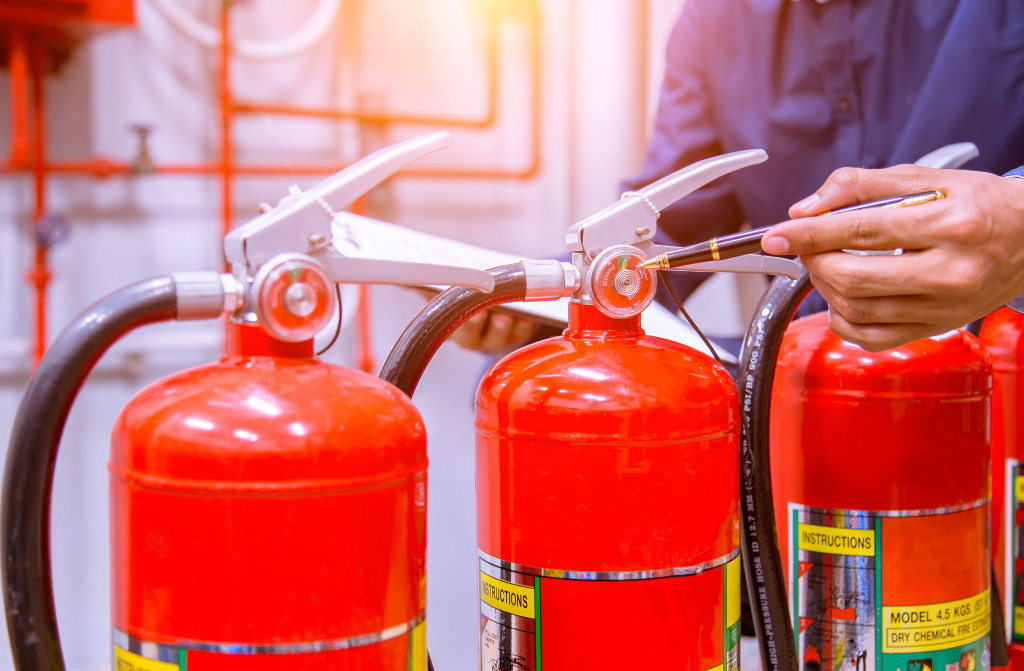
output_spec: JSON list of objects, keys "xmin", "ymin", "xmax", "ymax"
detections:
[
  {"xmin": 736, "ymin": 270, "xmax": 811, "ymax": 671},
  {"xmin": 2, "ymin": 277, "xmax": 178, "ymax": 671},
  {"xmin": 380, "ymin": 264, "xmax": 528, "ymax": 395}
]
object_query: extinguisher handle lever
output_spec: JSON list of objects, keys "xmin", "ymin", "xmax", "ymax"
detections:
[
  {"xmin": 223, "ymin": 131, "xmax": 500, "ymax": 293},
  {"xmin": 224, "ymin": 131, "xmax": 455, "ymax": 274},
  {"xmin": 565, "ymin": 149, "xmax": 768, "ymax": 258},
  {"xmin": 913, "ymin": 141, "xmax": 979, "ymax": 169},
  {"xmin": 663, "ymin": 251, "xmax": 803, "ymax": 279},
  {"xmin": 315, "ymin": 253, "xmax": 496, "ymax": 293}
]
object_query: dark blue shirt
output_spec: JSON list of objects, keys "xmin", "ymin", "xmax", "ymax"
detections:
[{"xmin": 626, "ymin": 0, "xmax": 1024, "ymax": 300}]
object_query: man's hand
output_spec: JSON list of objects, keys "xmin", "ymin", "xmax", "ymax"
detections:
[
  {"xmin": 761, "ymin": 164, "xmax": 1024, "ymax": 351},
  {"xmin": 450, "ymin": 309, "xmax": 539, "ymax": 354},
  {"xmin": 415, "ymin": 288, "xmax": 539, "ymax": 354}
]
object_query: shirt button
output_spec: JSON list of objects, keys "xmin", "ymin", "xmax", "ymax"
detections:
[{"xmin": 838, "ymin": 96, "xmax": 852, "ymax": 112}]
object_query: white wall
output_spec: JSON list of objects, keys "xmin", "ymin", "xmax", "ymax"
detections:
[{"xmin": 0, "ymin": 1, "xmax": 761, "ymax": 670}]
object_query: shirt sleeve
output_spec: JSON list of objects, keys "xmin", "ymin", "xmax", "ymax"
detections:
[{"xmin": 622, "ymin": 0, "xmax": 745, "ymax": 301}]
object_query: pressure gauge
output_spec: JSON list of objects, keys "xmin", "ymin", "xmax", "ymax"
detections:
[
  {"xmin": 253, "ymin": 254, "xmax": 336, "ymax": 342},
  {"xmin": 586, "ymin": 245, "xmax": 657, "ymax": 319}
]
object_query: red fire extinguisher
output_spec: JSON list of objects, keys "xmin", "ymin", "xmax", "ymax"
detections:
[
  {"xmin": 980, "ymin": 306, "xmax": 1024, "ymax": 667},
  {"xmin": 1, "ymin": 132, "xmax": 496, "ymax": 671},
  {"xmin": 773, "ymin": 312, "xmax": 991, "ymax": 671},
  {"xmin": 381, "ymin": 149, "xmax": 802, "ymax": 670},
  {"xmin": 473, "ymin": 290, "xmax": 740, "ymax": 670},
  {"xmin": 108, "ymin": 316, "xmax": 429, "ymax": 671},
  {"xmin": 738, "ymin": 270, "xmax": 1003, "ymax": 671}
]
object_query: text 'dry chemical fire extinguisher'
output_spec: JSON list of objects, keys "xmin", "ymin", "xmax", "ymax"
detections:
[
  {"xmin": 381, "ymin": 149, "xmax": 803, "ymax": 670},
  {"xmin": 740, "ymin": 267, "xmax": 1006, "ymax": 671},
  {"xmin": 1, "ymin": 132, "xmax": 495, "ymax": 671}
]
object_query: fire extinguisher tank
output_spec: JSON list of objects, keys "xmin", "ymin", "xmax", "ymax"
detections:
[
  {"xmin": 109, "ymin": 325, "xmax": 428, "ymax": 670},
  {"xmin": 771, "ymin": 312, "xmax": 992, "ymax": 671},
  {"xmin": 981, "ymin": 306, "xmax": 1024, "ymax": 666},
  {"xmin": 475, "ymin": 302, "xmax": 741, "ymax": 670}
]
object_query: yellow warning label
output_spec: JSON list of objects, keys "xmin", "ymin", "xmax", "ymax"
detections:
[
  {"xmin": 1015, "ymin": 475, "xmax": 1024, "ymax": 503},
  {"xmin": 726, "ymin": 557, "xmax": 741, "ymax": 629},
  {"xmin": 114, "ymin": 645, "xmax": 179, "ymax": 671},
  {"xmin": 797, "ymin": 523, "xmax": 874, "ymax": 556},
  {"xmin": 410, "ymin": 620, "xmax": 427, "ymax": 671},
  {"xmin": 883, "ymin": 589, "xmax": 990, "ymax": 653},
  {"xmin": 480, "ymin": 572, "xmax": 535, "ymax": 619},
  {"xmin": 1015, "ymin": 606, "xmax": 1024, "ymax": 636}
]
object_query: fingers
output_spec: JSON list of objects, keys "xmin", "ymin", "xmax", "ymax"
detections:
[
  {"xmin": 763, "ymin": 205, "xmax": 941, "ymax": 257},
  {"xmin": 824, "ymin": 309, "xmax": 936, "ymax": 353},
  {"xmin": 451, "ymin": 310, "xmax": 488, "ymax": 350},
  {"xmin": 787, "ymin": 165, "xmax": 937, "ymax": 218},
  {"xmin": 798, "ymin": 246, "xmax": 990, "ymax": 299},
  {"xmin": 800, "ymin": 249, "xmax": 997, "ymax": 350},
  {"xmin": 450, "ymin": 310, "xmax": 538, "ymax": 354},
  {"xmin": 479, "ymin": 313, "xmax": 538, "ymax": 353},
  {"xmin": 805, "ymin": 246, "xmax": 989, "ymax": 306},
  {"xmin": 762, "ymin": 164, "xmax": 947, "ymax": 256}
]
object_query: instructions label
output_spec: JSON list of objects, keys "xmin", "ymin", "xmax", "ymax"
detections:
[
  {"xmin": 883, "ymin": 590, "xmax": 990, "ymax": 653},
  {"xmin": 798, "ymin": 522, "xmax": 875, "ymax": 557},
  {"xmin": 480, "ymin": 572, "xmax": 536, "ymax": 619},
  {"xmin": 479, "ymin": 558, "xmax": 539, "ymax": 671},
  {"xmin": 114, "ymin": 645, "xmax": 180, "ymax": 671}
]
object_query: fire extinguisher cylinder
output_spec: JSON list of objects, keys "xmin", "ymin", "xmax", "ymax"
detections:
[
  {"xmin": 110, "ymin": 322, "xmax": 428, "ymax": 669},
  {"xmin": 473, "ymin": 300, "xmax": 743, "ymax": 669},
  {"xmin": 742, "ymin": 269, "xmax": 1005, "ymax": 671},
  {"xmin": 980, "ymin": 307, "xmax": 1024, "ymax": 668}
]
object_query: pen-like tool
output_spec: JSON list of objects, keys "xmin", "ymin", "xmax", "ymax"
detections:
[{"xmin": 640, "ymin": 189, "xmax": 945, "ymax": 270}]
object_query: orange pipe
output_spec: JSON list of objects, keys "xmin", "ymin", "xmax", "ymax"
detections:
[
  {"xmin": 219, "ymin": 4, "xmax": 233, "ymax": 244},
  {"xmin": 2, "ymin": 160, "xmax": 541, "ymax": 179},
  {"xmin": 356, "ymin": 284, "xmax": 374, "ymax": 373},
  {"xmin": 230, "ymin": 100, "xmax": 497, "ymax": 129},
  {"xmin": 0, "ymin": 160, "xmax": 356, "ymax": 177},
  {"xmin": 8, "ymin": 31, "xmax": 30, "ymax": 168},
  {"xmin": 347, "ymin": 198, "xmax": 375, "ymax": 372},
  {"xmin": 28, "ymin": 36, "xmax": 51, "ymax": 369}
]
